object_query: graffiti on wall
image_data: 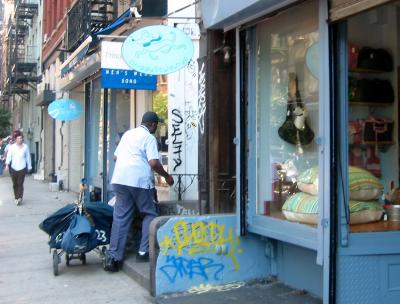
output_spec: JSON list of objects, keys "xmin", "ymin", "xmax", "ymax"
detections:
[
  {"xmin": 186, "ymin": 59, "xmax": 197, "ymax": 79},
  {"xmin": 171, "ymin": 106, "xmax": 199, "ymax": 171},
  {"xmin": 156, "ymin": 216, "xmax": 270, "ymax": 296},
  {"xmin": 159, "ymin": 256, "xmax": 224, "ymax": 283},
  {"xmin": 171, "ymin": 108, "xmax": 184, "ymax": 171},
  {"xmin": 198, "ymin": 62, "xmax": 206, "ymax": 135},
  {"xmin": 159, "ymin": 219, "xmax": 243, "ymax": 280},
  {"xmin": 185, "ymin": 106, "xmax": 198, "ymax": 140}
]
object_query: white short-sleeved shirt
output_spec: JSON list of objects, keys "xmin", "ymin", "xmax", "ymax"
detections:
[
  {"xmin": 111, "ymin": 125, "xmax": 159, "ymax": 189},
  {"xmin": 5, "ymin": 143, "xmax": 32, "ymax": 171}
]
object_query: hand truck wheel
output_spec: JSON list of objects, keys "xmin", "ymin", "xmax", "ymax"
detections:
[
  {"xmin": 80, "ymin": 253, "xmax": 86, "ymax": 265},
  {"xmin": 52, "ymin": 249, "xmax": 59, "ymax": 276}
]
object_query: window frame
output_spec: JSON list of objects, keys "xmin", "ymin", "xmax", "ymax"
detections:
[{"xmin": 236, "ymin": 0, "xmax": 331, "ymax": 261}]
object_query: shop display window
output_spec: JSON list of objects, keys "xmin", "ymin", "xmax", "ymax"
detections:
[
  {"xmin": 253, "ymin": 0, "xmax": 320, "ymax": 225},
  {"xmin": 346, "ymin": 4, "xmax": 400, "ymax": 233}
]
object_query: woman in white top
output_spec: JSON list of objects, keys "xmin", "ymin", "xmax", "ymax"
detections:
[{"xmin": 5, "ymin": 130, "xmax": 32, "ymax": 205}]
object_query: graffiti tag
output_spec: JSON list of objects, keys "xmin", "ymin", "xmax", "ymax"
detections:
[
  {"xmin": 159, "ymin": 256, "xmax": 224, "ymax": 283},
  {"xmin": 171, "ymin": 108, "xmax": 183, "ymax": 171},
  {"xmin": 198, "ymin": 62, "xmax": 206, "ymax": 135},
  {"xmin": 159, "ymin": 220, "xmax": 242, "ymax": 271},
  {"xmin": 185, "ymin": 106, "xmax": 198, "ymax": 140}
]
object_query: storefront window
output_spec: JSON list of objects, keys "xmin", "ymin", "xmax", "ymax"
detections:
[
  {"xmin": 254, "ymin": 0, "xmax": 320, "ymax": 224},
  {"xmin": 346, "ymin": 4, "xmax": 399, "ymax": 233}
]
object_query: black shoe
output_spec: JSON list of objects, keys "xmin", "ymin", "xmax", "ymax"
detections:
[
  {"xmin": 103, "ymin": 252, "xmax": 120, "ymax": 272},
  {"xmin": 136, "ymin": 252, "xmax": 149, "ymax": 263}
]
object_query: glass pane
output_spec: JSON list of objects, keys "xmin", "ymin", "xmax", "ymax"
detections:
[
  {"xmin": 347, "ymin": 4, "xmax": 399, "ymax": 232},
  {"xmin": 255, "ymin": 0, "xmax": 320, "ymax": 222},
  {"xmin": 106, "ymin": 90, "xmax": 131, "ymax": 200},
  {"xmin": 88, "ymin": 78, "xmax": 103, "ymax": 186}
]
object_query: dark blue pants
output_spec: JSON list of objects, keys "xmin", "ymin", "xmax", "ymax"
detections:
[{"xmin": 108, "ymin": 184, "xmax": 157, "ymax": 261}]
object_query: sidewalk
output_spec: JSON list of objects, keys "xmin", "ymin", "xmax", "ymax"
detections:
[{"xmin": 0, "ymin": 174, "xmax": 154, "ymax": 304}]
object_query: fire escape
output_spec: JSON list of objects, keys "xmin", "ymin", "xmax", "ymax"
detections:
[
  {"xmin": 67, "ymin": 0, "xmax": 114, "ymax": 51},
  {"xmin": 4, "ymin": 0, "xmax": 38, "ymax": 104}
]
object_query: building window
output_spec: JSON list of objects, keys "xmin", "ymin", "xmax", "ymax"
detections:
[
  {"xmin": 345, "ymin": 3, "xmax": 399, "ymax": 233},
  {"xmin": 251, "ymin": 0, "xmax": 320, "ymax": 225}
]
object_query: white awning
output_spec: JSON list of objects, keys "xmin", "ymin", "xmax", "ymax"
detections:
[
  {"xmin": 330, "ymin": 0, "xmax": 393, "ymax": 22},
  {"xmin": 201, "ymin": 0, "xmax": 298, "ymax": 30}
]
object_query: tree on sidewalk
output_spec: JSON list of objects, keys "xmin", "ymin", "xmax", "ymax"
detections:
[{"xmin": 0, "ymin": 108, "xmax": 11, "ymax": 138}]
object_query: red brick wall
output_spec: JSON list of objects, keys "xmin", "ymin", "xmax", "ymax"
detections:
[{"xmin": 42, "ymin": 0, "xmax": 73, "ymax": 62}]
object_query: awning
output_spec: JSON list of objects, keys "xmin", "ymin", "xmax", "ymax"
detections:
[
  {"xmin": 92, "ymin": 8, "xmax": 133, "ymax": 39},
  {"xmin": 330, "ymin": 0, "xmax": 393, "ymax": 22},
  {"xmin": 60, "ymin": 8, "xmax": 133, "ymax": 78},
  {"xmin": 59, "ymin": 52, "xmax": 101, "ymax": 91},
  {"xmin": 60, "ymin": 36, "xmax": 92, "ymax": 78},
  {"xmin": 201, "ymin": 0, "xmax": 298, "ymax": 30}
]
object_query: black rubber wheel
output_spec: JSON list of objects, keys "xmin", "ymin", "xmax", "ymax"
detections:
[
  {"xmin": 80, "ymin": 253, "xmax": 86, "ymax": 265},
  {"xmin": 52, "ymin": 250, "xmax": 59, "ymax": 276},
  {"xmin": 65, "ymin": 253, "xmax": 70, "ymax": 266},
  {"xmin": 101, "ymin": 246, "xmax": 107, "ymax": 256}
]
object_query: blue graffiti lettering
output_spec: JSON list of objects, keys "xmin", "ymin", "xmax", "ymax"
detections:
[{"xmin": 159, "ymin": 256, "xmax": 224, "ymax": 283}]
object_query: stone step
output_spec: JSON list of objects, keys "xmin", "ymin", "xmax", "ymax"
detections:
[{"xmin": 122, "ymin": 255, "xmax": 151, "ymax": 291}]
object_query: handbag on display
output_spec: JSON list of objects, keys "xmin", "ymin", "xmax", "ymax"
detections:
[
  {"xmin": 278, "ymin": 73, "xmax": 315, "ymax": 146},
  {"xmin": 357, "ymin": 47, "xmax": 393, "ymax": 71},
  {"xmin": 363, "ymin": 116, "xmax": 394, "ymax": 143},
  {"xmin": 349, "ymin": 78, "xmax": 394, "ymax": 103}
]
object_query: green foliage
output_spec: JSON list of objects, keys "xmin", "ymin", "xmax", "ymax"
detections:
[
  {"xmin": 153, "ymin": 91, "xmax": 168, "ymax": 123},
  {"xmin": 0, "ymin": 108, "xmax": 11, "ymax": 138}
]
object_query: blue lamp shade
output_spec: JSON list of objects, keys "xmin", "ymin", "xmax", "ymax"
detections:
[
  {"xmin": 121, "ymin": 25, "xmax": 194, "ymax": 75},
  {"xmin": 48, "ymin": 99, "xmax": 83, "ymax": 121}
]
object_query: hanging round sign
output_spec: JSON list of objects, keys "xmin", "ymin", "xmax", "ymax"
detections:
[
  {"xmin": 48, "ymin": 99, "xmax": 83, "ymax": 121},
  {"xmin": 121, "ymin": 25, "xmax": 194, "ymax": 75},
  {"xmin": 305, "ymin": 42, "xmax": 319, "ymax": 79}
]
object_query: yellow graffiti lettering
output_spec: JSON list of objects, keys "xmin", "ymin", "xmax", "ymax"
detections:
[{"xmin": 159, "ymin": 220, "xmax": 243, "ymax": 271}]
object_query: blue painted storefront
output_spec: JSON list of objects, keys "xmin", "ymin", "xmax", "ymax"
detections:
[{"xmin": 151, "ymin": 0, "xmax": 400, "ymax": 303}]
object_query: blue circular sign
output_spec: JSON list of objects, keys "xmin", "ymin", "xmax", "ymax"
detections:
[
  {"xmin": 121, "ymin": 25, "xmax": 194, "ymax": 75},
  {"xmin": 48, "ymin": 99, "xmax": 83, "ymax": 121},
  {"xmin": 305, "ymin": 43, "xmax": 319, "ymax": 79}
]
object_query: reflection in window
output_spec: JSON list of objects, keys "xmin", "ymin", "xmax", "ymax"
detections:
[{"xmin": 254, "ymin": 0, "xmax": 319, "ymax": 224}]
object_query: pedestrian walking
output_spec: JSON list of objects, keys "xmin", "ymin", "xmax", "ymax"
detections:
[
  {"xmin": 4, "ymin": 130, "xmax": 32, "ymax": 205},
  {"xmin": 0, "ymin": 138, "xmax": 5, "ymax": 175},
  {"xmin": 103, "ymin": 111, "xmax": 174, "ymax": 272}
]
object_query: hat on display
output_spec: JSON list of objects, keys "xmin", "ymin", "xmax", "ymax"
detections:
[{"xmin": 142, "ymin": 111, "xmax": 164, "ymax": 123}]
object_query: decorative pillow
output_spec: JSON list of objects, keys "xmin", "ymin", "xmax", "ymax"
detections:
[
  {"xmin": 282, "ymin": 193, "xmax": 318, "ymax": 225},
  {"xmin": 282, "ymin": 192, "xmax": 383, "ymax": 225},
  {"xmin": 348, "ymin": 166, "xmax": 383, "ymax": 200},
  {"xmin": 297, "ymin": 167, "xmax": 319, "ymax": 195},
  {"xmin": 349, "ymin": 200, "xmax": 384, "ymax": 224},
  {"xmin": 297, "ymin": 166, "xmax": 383, "ymax": 200}
]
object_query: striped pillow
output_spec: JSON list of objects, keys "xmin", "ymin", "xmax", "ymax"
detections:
[
  {"xmin": 348, "ymin": 166, "xmax": 383, "ymax": 200},
  {"xmin": 297, "ymin": 166, "xmax": 383, "ymax": 200},
  {"xmin": 282, "ymin": 192, "xmax": 383, "ymax": 224}
]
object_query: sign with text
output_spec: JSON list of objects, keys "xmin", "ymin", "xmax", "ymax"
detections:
[{"xmin": 101, "ymin": 41, "xmax": 156, "ymax": 90}]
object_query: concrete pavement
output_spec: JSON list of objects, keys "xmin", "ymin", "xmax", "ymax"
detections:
[{"xmin": 0, "ymin": 174, "xmax": 154, "ymax": 304}]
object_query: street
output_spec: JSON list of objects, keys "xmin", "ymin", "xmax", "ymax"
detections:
[{"xmin": 0, "ymin": 174, "xmax": 154, "ymax": 304}]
